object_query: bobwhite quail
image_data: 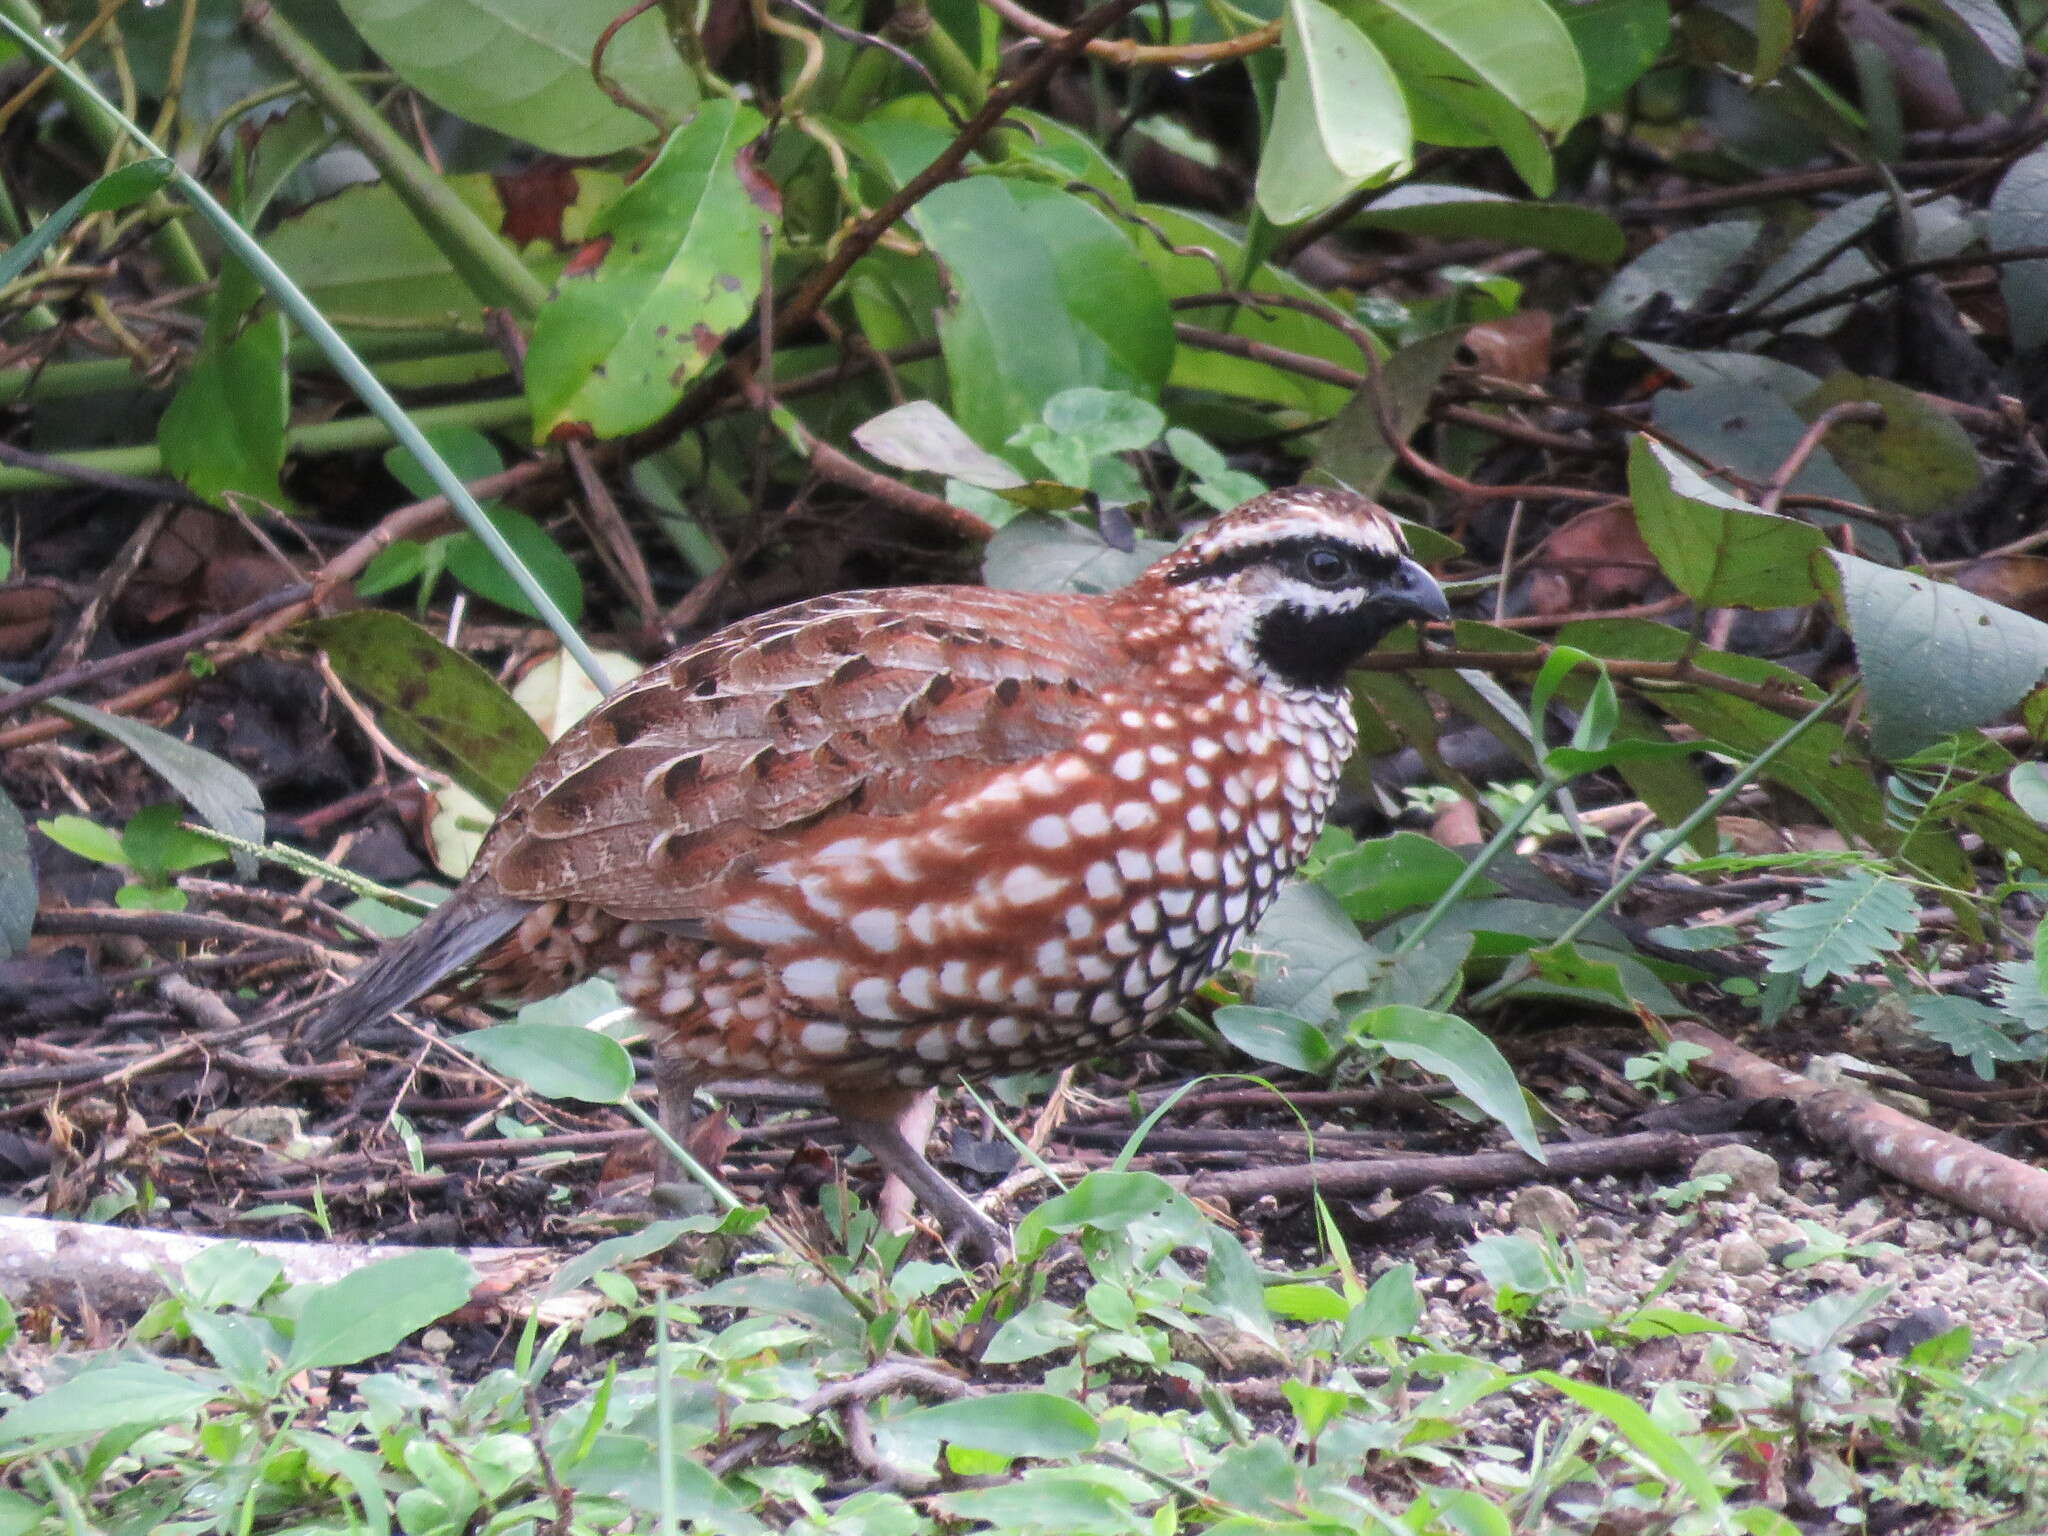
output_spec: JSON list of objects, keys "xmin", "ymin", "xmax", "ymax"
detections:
[{"xmin": 306, "ymin": 486, "xmax": 1448, "ymax": 1256}]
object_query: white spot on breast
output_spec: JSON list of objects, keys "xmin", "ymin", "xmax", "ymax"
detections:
[
  {"xmin": 1129, "ymin": 897, "xmax": 1161, "ymax": 934},
  {"xmin": 1117, "ymin": 848, "xmax": 1154, "ymax": 882},
  {"xmin": 1187, "ymin": 804, "xmax": 1216, "ymax": 834},
  {"xmin": 1085, "ymin": 862, "xmax": 1120, "ymax": 900},
  {"xmin": 905, "ymin": 903, "xmax": 937, "ymax": 945},
  {"xmin": 658, "ymin": 984, "xmax": 694, "ymax": 1014},
  {"xmin": 1020, "ymin": 763, "xmax": 1061, "ymax": 797},
  {"xmin": 1148, "ymin": 946, "xmax": 1177, "ymax": 979},
  {"xmin": 1285, "ymin": 755, "xmax": 1316, "ymax": 790},
  {"xmin": 1113, "ymin": 750, "xmax": 1145, "ymax": 781},
  {"xmin": 1119, "ymin": 709, "xmax": 1145, "ymax": 728},
  {"xmin": 1190, "ymin": 736, "xmax": 1221, "ymax": 760},
  {"xmin": 1070, "ymin": 802, "xmax": 1111, "ymax": 837},
  {"xmin": 900, "ymin": 966, "xmax": 937, "ymax": 1010},
  {"xmin": 1168, "ymin": 923, "xmax": 1196, "ymax": 949},
  {"xmin": 1257, "ymin": 809, "xmax": 1284, "ymax": 842},
  {"xmin": 799, "ymin": 876, "xmax": 844, "ymax": 919},
  {"xmin": 851, "ymin": 907, "xmax": 901, "ymax": 952},
  {"xmin": 916, "ymin": 1029, "xmax": 952, "ymax": 1062},
  {"xmin": 1150, "ymin": 778, "xmax": 1183, "ymax": 805},
  {"xmin": 851, "ymin": 976, "xmax": 901, "ymax": 1020},
  {"xmin": 1224, "ymin": 891, "xmax": 1251, "ymax": 924},
  {"xmin": 977, "ymin": 966, "xmax": 1006, "ymax": 1002},
  {"xmin": 988, "ymin": 1015, "xmax": 1027, "ymax": 1047},
  {"xmin": 1159, "ymin": 887, "xmax": 1194, "ymax": 917},
  {"xmin": 799, "ymin": 1022, "xmax": 849, "ymax": 1055},
  {"xmin": 1082, "ymin": 732, "xmax": 1113, "ymax": 753},
  {"xmin": 1195, "ymin": 893, "xmax": 1222, "ymax": 930},
  {"xmin": 1142, "ymin": 981, "xmax": 1175, "ymax": 1013},
  {"xmin": 1035, "ymin": 939, "xmax": 1068, "ymax": 973},
  {"xmin": 817, "ymin": 836, "xmax": 871, "ymax": 867},
  {"xmin": 1001, "ymin": 865, "xmax": 1066, "ymax": 906},
  {"xmin": 782, "ymin": 958, "xmax": 842, "ymax": 1001},
  {"xmin": 1155, "ymin": 836, "xmax": 1186, "ymax": 876},
  {"xmin": 1103, "ymin": 923, "xmax": 1141, "ymax": 957},
  {"xmin": 1151, "ymin": 711, "xmax": 1175, "ymax": 729},
  {"xmin": 1113, "ymin": 801, "xmax": 1156, "ymax": 831},
  {"xmin": 1189, "ymin": 849, "xmax": 1219, "ymax": 880},
  {"xmin": 1011, "ymin": 975, "xmax": 1043, "ymax": 1006},
  {"xmin": 1090, "ymin": 992, "xmax": 1125, "ymax": 1025},
  {"xmin": 939, "ymin": 960, "xmax": 972, "ymax": 996},
  {"xmin": 723, "ymin": 899, "xmax": 812, "ymax": 946},
  {"xmin": 1065, "ymin": 904, "xmax": 1096, "ymax": 938},
  {"xmin": 1185, "ymin": 764, "xmax": 1211, "ymax": 789},
  {"xmin": 873, "ymin": 838, "xmax": 917, "ymax": 881},
  {"xmin": 1055, "ymin": 758, "xmax": 1089, "ymax": 783},
  {"xmin": 1147, "ymin": 744, "xmax": 1179, "ymax": 765},
  {"xmin": 1076, "ymin": 954, "xmax": 1115, "ymax": 982}
]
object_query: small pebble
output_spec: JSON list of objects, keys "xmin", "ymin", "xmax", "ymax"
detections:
[
  {"xmin": 1905, "ymin": 1220, "xmax": 1950, "ymax": 1253},
  {"xmin": 1717, "ymin": 1235, "xmax": 1769, "ymax": 1277},
  {"xmin": 419, "ymin": 1328, "xmax": 454, "ymax": 1356},
  {"xmin": 1965, "ymin": 1236, "xmax": 2001, "ymax": 1264},
  {"xmin": 1508, "ymin": 1185, "xmax": 1579, "ymax": 1236},
  {"xmin": 1690, "ymin": 1144, "xmax": 1781, "ymax": 1200}
]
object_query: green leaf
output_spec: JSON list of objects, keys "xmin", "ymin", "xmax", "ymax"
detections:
[
  {"xmin": 299, "ymin": 611, "xmax": 548, "ymax": 805},
  {"xmin": 852, "ymin": 401, "xmax": 1026, "ymax": 489},
  {"xmin": 1349, "ymin": 183, "xmax": 1623, "ymax": 264},
  {"xmin": 527, "ymin": 101, "xmax": 774, "ymax": 440},
  {"xmin": 1627, "ymin": 437, "xmax": 1826, "ymax": 608},
  {"xmin": 1013, "ymin": 1170, "xmax": 1206, "ymax": 1260},
  {"xmin": 1356, "ymin": 1004, "xmax": 1544, "ymax": 1159},
  {"xmin": 1312, "ymin": 327, "xmax": 1465, "ymax": 499},
  {"xmin": 1757, "ymin": 869, "xmax": 1918, "ymax": 986},
  {"xmin": 120, "ymin": 804, "xmax": 229, "ymax": 881},
  {"xmin": 1796, "ymin": 372, "xmax": 1984, "ymax": 520},
  {"xmin": 336, "ymin": 0, "xmax": 695, "ymax": 156},
  {"xmin": 463, "ymin": 1022, "xmax": 636, "ymax": 1103},
  {"xmin": 2010, "ymin": 761, "xmax": 2048, "ymax": 824},
  {"xmin": 1248, "ymin": 881, "xmax": 1386, "ymax": 1022},
  {"xmin": 37, "ymin": 813, "xmax": 127, "ymax": 869},
  {"xmin": 1907, "ymin": 994, "xmax": 2037, "ymax": 1078},
  {"xmin": 1213, "ymin": 1005, "xmax": 1334, "ymax": 1072},
  {"xmin": 22, "ymin": 691, "xmax": 266, "ymax": 876},
  {"xmin": 1992, "ymin": 144, "xmax": 2048, "ymax": 354},
  {"xmin": 1530, "ymin": 1372, "xmax": 1724, "ymax": 1515},
  {"xmin": 284, "ymin": 1250, "xmax": 478, "ymax": 1371},
  {"xmin": 1313, "ymin": 830, "xmax": 1482, "ymax": 924},
  {"xmin": 981, "ymin": 512, "xmax": 1175, "ymax": 595},
  {"xmin": 1256, "ymin": 0, "xmax": 1411, "ymax": 225},
  {"xmin": 1825, "ymin": 552, "xmax": 2048, "ymax": 758},
  {"xmin": 0, "ymin": 788, "xmax": 31, "ymax": 957},
  {"xmin": 1584, "ymin": 221, "xmax": 1758, "ymax": 353},
  {"xmin": 158, "ymin": 303, "xmax": 289, "ymax": 507},
  {"xmin": 0, "ymin": 1361, "xmax": 224, "ymax": 1445},
  {"xmin": 896, "ymin": 1393, "xmax": 1100, "ymax": 1458},
  {"xmin": 0, "ymin": 157, "xmax": 173, "ymax": 288},
  {"xmin": 445, "ymin": 508, "xmax": 585, "ymax": 623},
  {"xmin": 1363, "ymin": 0, "xmax": 1585, "ymax": 135},
  {"xmin": 1545, "ymin": 0, "xmax": 1669, "ymax": 112},
  {"xmin": 1735, "ymin": 192, "xmax": 1887, "ymax": 337}
]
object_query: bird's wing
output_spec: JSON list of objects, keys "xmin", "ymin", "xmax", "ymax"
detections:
[{"xmin": 482, "ymin": 587, "xmax": 1131, "ymax": 921}]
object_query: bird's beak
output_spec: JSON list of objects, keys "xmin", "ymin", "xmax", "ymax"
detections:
[{"xmin": 1386, "ymin": 557, "xmax": 1451, "ymax": 625}]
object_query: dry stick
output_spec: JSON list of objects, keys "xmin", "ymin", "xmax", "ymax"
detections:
[
  {"xmin": 0, "ymin": 459, "xmax": 555, "ymax": 753},
  {"xmin": 1669, "ymin": 1021, "xmax": 2048, "ymax": 1238},
  {"xmin": 0, "ymin": 581, "xmax": 310, "ymax": 720},
  {"xmin": 1181, "ymin": 1128, "xmax": 1748, "ymax": 1203},
  {"xmin": 620, "ymin": 0, "xmax": 1154, "ymax": 462}
]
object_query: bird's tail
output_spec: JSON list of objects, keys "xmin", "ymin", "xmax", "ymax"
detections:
[{"xmin": 302, "ymin": 887, "xmax": 529, "ymax": 1054}]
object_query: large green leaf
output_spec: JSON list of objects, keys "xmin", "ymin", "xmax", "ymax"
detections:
[
  {"xmin": 463, "ymin": 1022, "xmax": 636, "ymax": 1104},
  {"xmin": 1584, "ymin": 221, "xmax": 1758, "ymax": 353},
  {"xmin": 1349, "ymin": 184, "xmax": 1624, "ymax": 264},
  {"xmin": 336, "ymin": 0, "xmax": 694, "ymax": 155},
  {"xmin": 527, "ymin": 101, "xmax": 774, "ymax": 440},
  {"xmin": 1796, "ymin": 372, "xmax": 1983, "ymax": 520},
  {"xmin": 1824, "ymin": 552, "xmax": 2048, "ymax": 759},
  {"xmin": 1627, "ymin": 437, "xmax": 1825, "ymax": 608},
  {"xmin": 895, "ymin": 1393, "xmax": 1100, "ymax": 1458},
  {"xmin": 1255, "ymin": 0, "xmax": 1411, "ymax": 226},
  {"xmin": 284, "ymin": 1250, "xmax": 478, "ymax": 1371},
  {"xmin": 0, "ymin": 1362, "xmax": 223, "ymax": 1446},
  {"xmin": 299, "ymin": 611, "xmax": 548, "ymax": 805},
  {"xmin": 1356, "ymin": 1004, "xmax": 1544, "ymax": 1159},
  {"xmin": 1544, "ymin": 0, "xmax": 1669, "ymax": 112},
  {"xmin": 1313, "ymin": 327, "xmax": 1465, "ymax": 497},
  {"xmin": 158, "ymin": 270, "xmax": 288, "ymax": 508},
  {"xmin": 1992, "ymin": 145, "xmax": 2048, "ymax": 354},
  {"xmin": 911, "ymin": 179, "xmax": 1174, "ymax": 449}
]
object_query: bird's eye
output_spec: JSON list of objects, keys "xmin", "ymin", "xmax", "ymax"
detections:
[{"xmin": 1301, "ymin": 546, "xmax": 1353, "ymax": 587}]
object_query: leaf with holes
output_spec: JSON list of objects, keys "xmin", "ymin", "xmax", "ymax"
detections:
[
  {"xmin": 527, "ymin": 100, "xmax": 775, "ymax": 441},
  {"xmin": 1823, "ymin": 552, "xmax": 2048, "ymax": 758},
  {"xmin": 299, "ymin": 611, "xmax": 547, "ymax": 806},
  {"xmin": 1627, "ymin": 437, "xmax": 1825, "ymax": 608},
  {"xmin": 1758, "ymin": 869, "xmax": 1918, "ymax": 986}
]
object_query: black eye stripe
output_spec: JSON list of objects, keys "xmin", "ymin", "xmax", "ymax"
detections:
[{"xmin": 1165, "ymin": 535, "xmax": 1402, "ymax": 587}]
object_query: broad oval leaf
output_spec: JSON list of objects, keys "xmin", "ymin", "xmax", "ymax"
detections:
[
  {"xmin": 1825, "ymin": 552, "xmax": 2048, "ymax": 758},
  {"xmin": 463, "ymin": 1021, "xmax": 636, "ymax": 1103},
  {"xmin": 1351, "ymin": 184, "xmax": 1623, "ymax": 264},
  {"xmin": 1355, "ymin": 1004, "xmax": 1544, "ymax": 1159},
  {"xmin": 527, "ymin": 100, "xmax": 776, "ymax": 440},
  {"xmin": 284, "ymin": 1250, "xmax": 479, "ymax": 1371},
  {"xmin": 1584, "ymin": 221, "xmax": 1758, "ymax": 353},
  {"xmin": 444, "ymin": 508, "xmax": 585, "ymax": 623},
  {"xmin": 853, "ymin": 401, "xmax": 1026, "ymax": 489},
  {"xmin": 0, "ymin": 1361, "xmax": 222, "ymax": 1445},
  {"xmin": 337, "ymin": 0, "xmax": 695, "ymax": 156},
  {"xmin": 1797, "ymin": 372, "xmax": 1983, "ymax": 520},
  {"xmin": 895, "ymin": 1392, "xmax": 1100, "ymax": 1458},
  {"xmin": 1627, "ymin": 437, "xmax": 1825, "ymax": 608},
  {"xmin": 1256, "ymin": 0, "xmax": 1412, "ymax": 226},
  {"xmin": 1364, "ymin": 0, "xmax": 1585, "ymax": 135},
  {"xmin": 1993, "ymin": 144, "xmax": 2048, "ymax": 354},
  {"xmin": 299, "ymin": 611, "xmax": 549, "ymax": 806},
  {"xmin": 1214, "ymin": 1005, "xmax": 1334, "ymax": 1073}
]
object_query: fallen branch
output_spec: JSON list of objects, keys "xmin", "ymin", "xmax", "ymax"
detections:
[
  {"xmin": 1670, "ymin": 1020, "xmax": 2048, "ymax": 1238},
  {"xmin": 0, "ymin": 1213, "xmax": 553, "ymax": 1314},
  {"xmin": 1181, "ymin": 1128, "xmax": 1746, "ymax": 1203}
]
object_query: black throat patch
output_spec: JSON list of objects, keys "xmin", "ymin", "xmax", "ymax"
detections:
[{"xmin": 1252, "ymin": 602, "xmax": 1407, "ymax": 691}]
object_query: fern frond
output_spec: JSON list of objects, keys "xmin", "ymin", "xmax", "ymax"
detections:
[{"xmin": 1758, "ymin": 870, "xmax": 1918, "ymax": 987}]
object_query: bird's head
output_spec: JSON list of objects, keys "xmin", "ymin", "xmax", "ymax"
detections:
[{"xmin": 1142, "ymin": 486, "xmax": 1450, "ymax": 692}]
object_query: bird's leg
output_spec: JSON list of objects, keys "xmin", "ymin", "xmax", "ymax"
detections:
[
  {"xmin": 871, "ymin": 1086, "xmax": 937, "ymax": 1234},
  {"xmin": 650, "ymin": 1039, "xmax": 714, "ymax": 1216},
  {"xmin": 826, "ymin": 1083, "xmax": 1008, "ymax": 1263}
]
